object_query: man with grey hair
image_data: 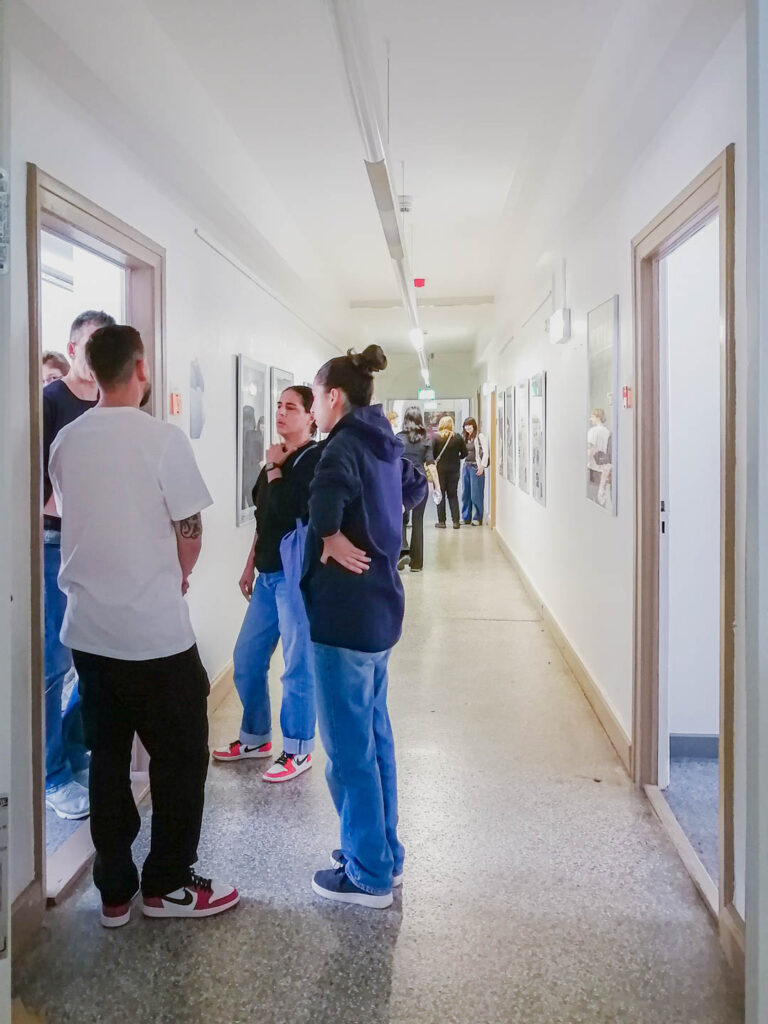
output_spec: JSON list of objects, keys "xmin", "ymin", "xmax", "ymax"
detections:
[{"xmin": 42, "ymin": 309, "xmax": 115, "ymax": 820}]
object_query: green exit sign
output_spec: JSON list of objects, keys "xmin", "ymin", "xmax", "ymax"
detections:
[{"xmin": 418, "ymin": 387, "xmax": 435, "ymax": 401}]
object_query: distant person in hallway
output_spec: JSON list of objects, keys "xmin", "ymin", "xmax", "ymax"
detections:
[
  {"xmin": 386, "ymin": 409, "xmax": 399, "ymax": 431},
  {"xmin": 213, "ymin": 386, "xmax": 321, "ymax": 782},
  {"xmin": 50, "ymin": 324, "xmax": 238, "ymax": 927},
  {"xmin": 42, "ymin": 350, "xmax": 70, "ymax": 384},
  {"xmin": 396, "ymin": 405, "xmax": 436, "ymax": 573},
  {"xmin": 460, "ymin": 417, "xmax": 489, "ymax": 525},
  {"xmin": 303, "ymin": 345, "xmax": 427, "ymax": 907},
  {"xmin": 42, "ymin": 310, "xmax": 114, "ymax": 822},
  {"xmin": 587, "ymin": 408, "xmax": 612, "ymax": 509},
  {"xmin": 432, "ymin": 416, "xmax": 467, "ymax": 529}
]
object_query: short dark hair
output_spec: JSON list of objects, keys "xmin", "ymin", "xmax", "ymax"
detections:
[
  {"xmin": 42, "ymin": 351, "xmax": 70, "ymax": 374},
  {"xmin": 314, "ymin": 345, "xmax": 387, "ymax": 408},
  {"xmin": 69, "ymin": 310, "xmax": 115, "ymax": 340},
  {"xmin": 86, "ymin": 325, "xmax": 144, "ymax": 389},
  {"xmin": 283, "ymin": 385, "xmax": 317, "ymax": 436}
]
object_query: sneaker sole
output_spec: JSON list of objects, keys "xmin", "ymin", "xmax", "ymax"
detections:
[
  {"xmin": 330, "ymin": 854, "xmax": 402, "ymax": 887},
  {"xmin": 311, "ymin": 879, "xmax": 393, "ymax": 909},
  {"xmin": 101, "ymin": 890, "xmax": 140, "ymax": 929},
  {"xmin": 141, "ymin": 892, "xmax": 240, "ymax": 919},
  {"xmin": 45, "ymin": 800, "xmax": 89, "ymax": 820},
  {"xmin": 263, "ymin": 760, "xmax": 313, "ymax": 783},
  {"xmin": 211, "ymin": 749, "xmax": 272, "ymax": 762}
]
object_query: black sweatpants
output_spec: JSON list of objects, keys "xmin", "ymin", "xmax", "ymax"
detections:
[{"xmin": 73, "ymin": 644, "xmax": 210, "ymax": 906}]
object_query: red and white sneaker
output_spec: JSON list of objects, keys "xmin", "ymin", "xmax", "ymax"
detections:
[
  {"xmin": 211, "ymin": 739, "xmax": 272, "ymax": 762},
  {"xmin": 142, "ymin": 874, "xmax": 239, "ymax": 919},
  {"xmin": 263, "ymin": 751, "xmax": 312, "ymax": 783},
  {"xmin": 101, "ymin": 888, "xmax": 140, "ymax": 929}
]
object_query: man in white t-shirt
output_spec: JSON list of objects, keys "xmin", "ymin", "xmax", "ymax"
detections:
[{"xmin": 50, "ymin": 324, "xmax": 238, "ymax": 929}]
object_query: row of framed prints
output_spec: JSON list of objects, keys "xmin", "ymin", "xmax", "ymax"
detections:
[
  {"xmin": 235, "ymin": 355, "xmax": 296, "ymax": 527},
  {"xmin": 497, "ymin": 373, "xmax": 547, "ymax": 506}
]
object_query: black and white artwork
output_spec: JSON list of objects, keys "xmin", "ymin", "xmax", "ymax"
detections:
[
  {"xmin": 270, "ymin": 366, "xmax": 294, "ymax": 446},
  {"xmin": 516, "ymin": 380, "xmax": 530, "ymax": 494},
  {"xmin": 504, "ymin": 386, "xmax": 515, "ymax": 484},
  {"xmin": 189, "ymin": 358, "xmax": 205, "ymax": 439},
  {"xmin": 236, "ymin": 355, "xmax": 267, "ymax": 527},
  {"xmin": 497, "ymin": 390, "xmax": 504, "ymax": 478},
  {"xmin": 530, "ymin": 372, "xmax": 546, "ymax": 506},
  {"xmin": 587, "ymin": 296, "xmax": 619, "ymax": 514}
]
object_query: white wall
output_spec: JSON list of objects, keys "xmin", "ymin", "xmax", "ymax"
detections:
[
  {"xmin": 6, "ymin": 45, "xmax": 343, "ymax": 904},
  {"xmin": 663, "ymin": 220, "xmax": 721, "ymax": 738},
  {"xmin": 483, "ymin": 19, "xmax": 747, "ymax": 914},
  {"xmin": 376, "ymin": 350, "xmax": 480, "ymax": 417}
]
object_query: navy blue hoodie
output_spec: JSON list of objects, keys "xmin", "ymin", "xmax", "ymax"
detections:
[{"xmin": 301, "ymin": 404, "xmax": 427, "ymax": 653}]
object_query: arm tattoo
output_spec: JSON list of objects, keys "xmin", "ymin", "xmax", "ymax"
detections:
[{"xmin": 177, "ymin": 512, "xmax": 202, "ymax": 539}]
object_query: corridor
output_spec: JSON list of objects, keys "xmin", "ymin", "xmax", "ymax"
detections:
[{"xmin": 13, "ymin": 527, "xmax": 743, "ymax": 1024}]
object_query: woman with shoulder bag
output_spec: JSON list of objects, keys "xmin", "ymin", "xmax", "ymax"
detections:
[
  {"xmin": 432, "ymin": 416, "xmax": 467, "ymax": 529},
  {"xmin": 396, "ymin": 405, "xmax": 434, "ymax": 572},
  {"xmin": 460, "ymin": 417, "xmax": 489, "ymax": 525}
]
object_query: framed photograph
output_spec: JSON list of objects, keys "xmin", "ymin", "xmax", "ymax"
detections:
[
  {"xmin": 530, "ymin": 372, "xmax": 546, "ymax": 506},
  {"xmin": 587, "ymin": 296, "xmax": 619, "ymax": 514},
  {"xmin": 236, "ymin": 355, "xmax": 267, "ymax": 527},
  {"xmin": 270, "ymin": 366, "xmax": 294, "ymax": 446},
  {"xmin": 496, "ymin": 389, "xmax": 504, "ymax": 478},
  {"xmin": 516, "ymin": 380, "xmax": 530, "ymax": 494},
  {"xmin": 504, "ymin": 386, "xmax": 515, "ymax": 484}
]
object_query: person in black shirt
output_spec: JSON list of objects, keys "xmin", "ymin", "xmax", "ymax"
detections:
[
  {"xmin": 212, "ymin": 386, "xmax": 322, "ymax": 783},
  {"xmin": 432, "ymin": 416, "xmax": 467, "ymax": 529},
  {"xmin": 42, "ymin": 309, "xmax": 115, "ymax": 821},
  {"xmin": 396, "ymin": 405, "xmax": 435, "ymax": 572}
]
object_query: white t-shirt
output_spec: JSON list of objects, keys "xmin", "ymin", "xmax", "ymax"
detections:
[
  {"xmin": 50, "ymin": 407, "xmax": 213, "ymax": 661},
  {"xmin": 587, "ymin": 422, "xmax": 611, "ymax": 470}
]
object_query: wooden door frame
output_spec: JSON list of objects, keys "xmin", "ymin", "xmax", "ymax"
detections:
[
  {"xmin": 631, "ymin": 145, "xmax": 743, "ymax": 973},
  {"xmin": 14, "ymin": 166, "xmax": 165, "ymax": 947}
]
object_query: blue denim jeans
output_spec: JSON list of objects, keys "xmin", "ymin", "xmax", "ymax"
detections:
[
  {"xmin": 313, "ymin": 643, "xmax": 403, "ymax": 895},
  {"xmin": 461, "ymin": 462, "xmax": 485, "ymax": 522},
  {"xmin": 232, "ymin": 571, "xmax": 316, "ymax": 754},
  {"xmin": 44, "ymin": 532, "xmax": 89, "ymax": 791}
]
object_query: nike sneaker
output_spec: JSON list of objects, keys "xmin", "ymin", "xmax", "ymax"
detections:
[
  {"xmin": 312, "ymin": 866, "xmax": 392, "ymax": 909},
  {"xmin": 142, "ymin": 873, "xmax": 239, "ymax": 919},
  {"xmin": 263, "ymin": 750, "xmax": 312, "ymax": 783},
  {"xmin": 101, "ymin": 888, "xmax": 140, "ymax": 929},
  {"xmin": 211, "ymin": 739, "xmax": 272, "ymax": 762},
  {"xmin": 330, "ymin": 849, "xmax": 403, "ymax": 887}
]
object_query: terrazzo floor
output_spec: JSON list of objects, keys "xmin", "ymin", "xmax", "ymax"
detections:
[
  {"xmin": 13, "ymin": 527, "xmax": 743, "ymax": 1023},
  {"xmin": 664, "ymin": 756, "xmax": 720, "ymax": 883}
]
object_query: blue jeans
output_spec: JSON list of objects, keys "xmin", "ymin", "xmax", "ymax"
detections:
[
  {"xmin": 461, "ymin": 462, "xmax": 485, "ymax": 523},
  {"xmin": 313, "ymin": 643, "xmax": 403, "ymax": 895},
  {"xmin": 44, "ymin": 532, "xmax": 89, "ymax": 791},
  {"xmin": 233, "ymin": 571, "xmax": 315, "ymax": 754}
]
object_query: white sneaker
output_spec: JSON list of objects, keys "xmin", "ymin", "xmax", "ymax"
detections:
[
  {"xmin": 211, "ymin": 739, "xmax": 272, "ymax": 762},
  {"xmin": 142, "ymin": 874, "xmax": 239, "ymax": 919},
  {"xmin": 263, "ymin": 751, "xmax": 312, "ymax": 783},
  {"xmin": 45, "ymin": 780, "xmax": 90, "ymax": 820}
]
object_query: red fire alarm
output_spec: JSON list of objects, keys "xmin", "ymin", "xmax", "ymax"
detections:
[
  {"xmin": 170, "ymin": 392, "xmax": 182, "ymax": 416},
  {"xmin": 622, "ymin": 386, "xmax": 632, "ymax": 409},
  {"xmin": 414, "ymin": 278, "xmax": 425, "ymax": 288}
]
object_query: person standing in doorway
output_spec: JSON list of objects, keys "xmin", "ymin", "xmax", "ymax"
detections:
[
  {"xmin": 42, "ymin": 310, "xmax": 114, "ymax": 820},
  {"xmin": 42, "ymin": 350, "xmax": 70, "ymax": 384},
  {"xmin": 212, "ymin": 386, "xmax": 321, "ymax": 782},
  {"xmin": 432, "ymin": 416, "xmax": 466, "ymax": 530},
  {"xmin": 303, "ymin": 345, "xmax": 427, "ymax": 908},
  {"xmin": 50, "ymin": 324, "xmax": 238, "ymax": 927},
  {"xmin": 460, "ymin": 417, "xmax": 489, "ymax": 526},
  {"xmin": 396, "ymin": 405, "xmax": 435, "ymax": 573}
]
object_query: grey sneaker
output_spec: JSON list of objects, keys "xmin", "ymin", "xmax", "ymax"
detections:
[{"xmin": 46, "ymin": 780, "xmax": 90, "ymax": 820}]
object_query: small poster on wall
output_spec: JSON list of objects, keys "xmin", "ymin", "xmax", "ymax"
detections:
[
  {"xmin": 270, "ymin": 366, "xmax": 294, "ymax": 446},
  {"xmin": 530, "ymin": 372, "xmax": 546, "ymax": 506},
  {"xmin": 236, "ymin": 355, "xmax": 267, "ymax": 527},
  {"xmin": 587, "ymin": 295, "xmax": 619, "ymax": 514},
  {"xmin": 504, "ymin": 386, "xmax": 515, "ymax": 485},
  {"xmin": 516, "ymin": 380, "xmax": 530, "ymax": 493}
]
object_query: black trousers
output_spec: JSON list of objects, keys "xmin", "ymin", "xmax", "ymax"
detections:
[
  {"xmin": 402, "ymin": 494, "xmax": 428, "ymax": 570},
  {"xmin": 437, "ymin": 467, "xmax": 461, "ymax": 525},
  {"xmin": 73, "ymin": 644, "xmax": 210, "ymax": 905}
]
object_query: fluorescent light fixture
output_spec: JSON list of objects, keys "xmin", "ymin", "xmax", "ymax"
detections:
[
  {"xmin": 409, "ymin": 327, "xmax": 425, "ymax": 349},
  {"xmin": 549, "ymin": 307, "xmax": 571, "ymax": 344}
]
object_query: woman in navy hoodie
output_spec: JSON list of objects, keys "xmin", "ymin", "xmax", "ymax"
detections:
[{"xmin": 303, "ymin": 345, "xmax": 427, "ymax": 908}]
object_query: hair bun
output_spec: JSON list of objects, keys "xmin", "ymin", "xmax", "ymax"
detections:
[{"xmin": 347, "ymin": 344, "xmax": 387, "ymax": 374}]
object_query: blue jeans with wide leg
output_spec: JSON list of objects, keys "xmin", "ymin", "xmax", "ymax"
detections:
[
  {"xmin": 461, "ymin": 462, "xmax": 485, "ymax": 523},
  {"xmin": 232, "ymin": 571, "xmax": 316, "ymax": 754},
  {"xmin": 44, "ymin": 531, "xmax": 89, "ymax": 791},
  {"xmin": 313, "ymin": 643, "xmax": 403, "ymax": 895}
]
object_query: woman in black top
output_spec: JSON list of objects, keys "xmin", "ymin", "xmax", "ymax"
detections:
[
  {"xmin": 213, "ymin": 386, "xmax": 322, "ymax": 784},
  {"xmin": 432, "ymin": 415, "xmax": 467, "ymax": 528},
  {"xmin": 396, "ymin": 406, "xmax": 434, "ymax": 572}
]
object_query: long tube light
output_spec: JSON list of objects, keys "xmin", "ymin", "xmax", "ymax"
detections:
[{"xmin": 328, "ymin": 0, "xmax": 429, "ymax": 387}]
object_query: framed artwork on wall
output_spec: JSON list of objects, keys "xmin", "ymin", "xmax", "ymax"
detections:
[
  {"xmin": 516, "ymin": 380, "xmax": 530, "ymax": 494},
  {"xmin": 530, "ymin": 372, "xmax": 546, "ymax": 506},
  {"xmin": 504, "ymin": 386, "xmax": 515, "ymax": 485},
  {"xmin": 270, "ymin": 366, "xmax": 294, "ymax": 446},
  {"xmin": 236, "ymin": 354, "xmax": 267, "ymax": 527},
  {"xmin": 497, "ymin": 389, "xmax": 504, "ymax": 479},
  {"xmin": 587, "ymin": 295, "xmax": 619, "ymax": 514}
]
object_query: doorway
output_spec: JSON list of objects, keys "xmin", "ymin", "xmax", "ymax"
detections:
[
  {"xmin": 22, "ymin": 167, "xmax": 165, "ymax": 928},
  {"xmin": 632, "ymin": 146, "xmax": 743, "ymax": 972}
]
